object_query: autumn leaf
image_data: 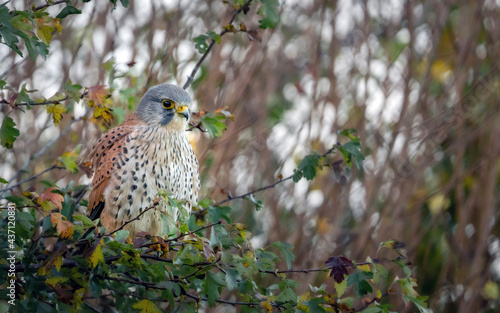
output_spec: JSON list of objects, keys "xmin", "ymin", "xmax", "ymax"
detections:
[
  {"xmin": 40, "ymin": 187, "xmax": 64, "ymax": 211},
  {"xmin": 38, "ymin": 250, "xmax": 63, "ymax": 276},
  {"xmin": 46, "ymin": 103, "xmax": 67, "ymax": 126},
  {"xmin": 132, "ymin": 299, "xmax": 161, "ymax": 313},
  {"xmin": 85, "ymin": 237, "xmax": 104, "ymax": 268},
  {"xmin": 87, "ymin": 85, "xmax": 108, "ymax": 107},
  {"xmin": 50, "ymin": 212, "xmax": 74, "ymax": 239},
  {"xmin": 35, "ymin": 16, "xmax": 55, "ymax": 45},
  {"xmin": 52, "ymin": 18, "xmax": 62, "ymax": 34},
  {"xmin": 325, "ymin": 256, "xmax": 353, "ymax": 283},
  {"xmin": 93, "ymin": 106, "xmax": 114, "ymax": 123}
]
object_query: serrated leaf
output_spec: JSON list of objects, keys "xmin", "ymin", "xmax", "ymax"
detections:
[
  {"xmin": 38, "ymin": 250, "xmax": 63, "ymax": 276},
  {"xmin": 59, "ymin": 151, "xmax": 78, "ymax": 173},
  {"xmin": 193, "ymin": 34, "xmax": 210, "ymax": 53},
  {"xmin": 86, "ymin": 238, "xmax": 104, "ymax": 268},
  {"xmin": 0, "ymin": 115, "xmax": 20, "ymax": 149},
  {"xmin": 87, "ymin": 85, "xmax": 108, "ymax": 107},
  {"xmin": 94, "ymin": 106, "xmax": 114, "ymax": 123},
  {"xmin": 132, "ymin": 299, "xmax": 161, "ymax": 313},
  {"xmin": 325, "ymin": 256, "xmax": 353, "ymax": 283},
  {"xmin": 64, "ymin": 81, "xmax": 83, "ymax": 101},
  {"xmin": 304, "ymin": 297, "xmax": 326, "ymax": 313},
  {"xmin": 50, "ymin": 212, "xmax": 74, "ymax": 239},
  {"xmin": 334, "ymin": 279, "xmax": 348, "ymax": 298},
  {"xmin": 276, "ymin": 287, "xmax": 297, "ymax": 302},
  {"xmin": 40, "ymin": 187, "xmax": 65, "ymax": 211},
  {"xmin": 271, "ymin": 241, "xmax": 295, "ymax": 269},
  {"xmin": 46, "ymin": 103, "xmax": 67, "ymax": 126},
  {"xmin": 347, "ymin": 271, "xmax": 374, "ymax": 297},
  {"xmin": 295, "ymin": 152, "xmax": 321, "ymax": 181},
  {"xmin": 204, "ymin": 271, "xmax": 226, "ymax": 307},
  {"xmin": 257, "ymin": 0, "xmax": 280, "ymax": 29},
  {"xmin": 202, "ymin": 116, "xmax": 227, "ymax": 138},
  {"xmin": 35, "ymin": 17, "xmax": 55, "ymax": 45}
]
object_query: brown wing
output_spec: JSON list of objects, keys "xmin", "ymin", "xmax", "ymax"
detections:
[{"xmin": 83, "ymin": 114, "xmax": 144, "ymax": 220}]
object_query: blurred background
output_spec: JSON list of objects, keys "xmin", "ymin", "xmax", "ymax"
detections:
[{"xmin": 1, "ymin": 0, "xmax": 499, "ymax": 312}]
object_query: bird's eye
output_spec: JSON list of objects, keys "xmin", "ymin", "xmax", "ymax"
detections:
[{"xmin": 162, "ymin": 99, "xmax": 175, "ymax": 109}]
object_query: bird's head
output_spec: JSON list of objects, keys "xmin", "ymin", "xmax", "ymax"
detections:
[{"xmin": 135, "ymin": 84, "xmax": 192, "ymax": 130}]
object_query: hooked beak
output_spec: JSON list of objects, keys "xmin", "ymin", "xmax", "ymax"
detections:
[{"xmin": 176, "ymin": 106, "xmax": 190, "ymax": 120}]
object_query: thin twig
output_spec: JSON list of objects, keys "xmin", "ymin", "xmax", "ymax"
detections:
[
  {"xmin": 0, "ymin": 96, "xmax": 70, "ymax": 107},
  {"xmin": 0, "ymin": 164, "xmax": 63, "ymax": 195},
  {"xmin": 214, "ymin": 146, "xmax": 338, "ymax": 206},
  {"xmin": 33, "ymin": 0, "xmax": 68, "ymax": 12},
  {"xmin": 106, "ymin": 204, "xmax": 157, "ymax": 236},
  {"xmin": 183, "ymin": 0, "xmax": 253, "ymax": 89}
]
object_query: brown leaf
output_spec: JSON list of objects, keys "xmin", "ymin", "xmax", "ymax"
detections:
[
  {"xmin": 247, "ymin": 29, "xmax": 262, "ymax": 43},
  {"xmin": 88, "ymin": 85, "xmax": 108, "ymax": 107},
  {"xmin": 50, "ymin": 213, "xmax": 74, "ymax": 239},
  {"xmin": 40, "ymin": 187, "xmax": 64, "ymax": 210}
]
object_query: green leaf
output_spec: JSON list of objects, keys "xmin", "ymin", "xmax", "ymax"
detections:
[
  {"xmin": 293, "ymin": 152, "xmax": 321, "ymax": 182},
  {"xmin": 225, "ymin": 268, "xmax": 241, "ymax": 291},
  {"xmin": 271, "ymin": 241, "xmax": 295, "ymax": 269},
  {"xmin": 202, "ymin": 116, "xmax": 227, "ymax": 138},
  {"xmin": 73, "ymin": 214, "xmax": 95, "ymax": 227},
  {"xmin": 56, "ymin": 5, "xmax": 82, "ymax": 19},
  {"xmin": 193, "ymin": 34, "xmax": 210, "ymax": 53},
  {"xmin": 0, "ymin": 177, "xmax": 8, "ymax": 184},
  {"xmin": 304, "ymin": 297, "xmax": 326, "ymax": 313},
  {"xmin": 361, "ymin": 307, "xmax": 382, "ymax": 313},
  {"xmin": 403, "ymin": 295, "xmax": 428, "ymax": 313},
  {"xmin": 338, "ymin": 128, "xmax": 360, "ymax": 143},
  {"xmin": 244, "ymin": 194, "xmax": 263, "ymax": 211},
  {"xmin": 207, "ymin": 205, "xmax": 231, "ymax": 223},
  {"xmin": 347, "ymin": 271, "xmax": 373, "ymax": 297},
  {"xmin": 257, "ymin": 0, "xmax": 280, "ymax": 29},
  {"xmin": 276, "ymin": 287, "xmax": 297, "ymax": 303},
  {"xmin": 204, "ymin": 271, "xmax": 226, "ymax": 307},
  {"xmin": 206, "ymin": 30, "xmax": 221, "ymax": 43},
  {"xmin": 0, "ymin": 115, "xmax": 20, "ymax": 149}
]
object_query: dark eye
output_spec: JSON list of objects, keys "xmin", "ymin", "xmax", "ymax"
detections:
[{"xmin": 162, "ymin": 99, "xmax": 175, "ymax": 109}]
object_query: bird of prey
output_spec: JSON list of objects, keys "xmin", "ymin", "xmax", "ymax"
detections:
[{"xmin": 82, "ymin": 84, "xmax": 200, "ymax": 237}]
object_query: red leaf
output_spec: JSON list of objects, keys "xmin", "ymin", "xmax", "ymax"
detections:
[{"xmin": 325, "ymin": 256, "xmax": 353, "ymax": 283}]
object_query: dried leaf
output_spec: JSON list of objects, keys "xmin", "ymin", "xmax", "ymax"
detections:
[
  {"xmin": 325, "ymin": 256, "xmax": 353, "ymax": 283},
  {"xmin": 40, "ymin": 187, "xmax": 64, "ymax": 210},
  {"xmin": 50, "ymin": 212, "xmax": 74, "ymax": 239},
  {"xmin": 88, "ymin": 85, "xmax": 108, "ymax": 107}
]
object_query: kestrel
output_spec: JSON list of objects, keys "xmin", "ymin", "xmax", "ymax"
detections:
[{"xmin": 83, "ymin": 84, "xmax": 200, "ymax": 236}]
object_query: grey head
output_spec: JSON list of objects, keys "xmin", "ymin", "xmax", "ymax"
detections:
[{"xmin": 135, "ymin": 84, "xmax": 192, "ymax": 127}]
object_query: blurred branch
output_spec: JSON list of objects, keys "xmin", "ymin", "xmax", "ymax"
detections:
[
  {"xmin": 33, "ymin": 0, "xmax": 68, "ymax": 12},
  {"xmin": 4, "ymin": 111, "xmax": 89, "ymax": 193},
  {"xmin": 215, "ymin": 146, "xmax": 337, "ymax": 206},
  {"xmin": 0, "ymin": 96, "xmax": 70, "ymax": 107},
  {"xmin": 0, "ymin": 164, "xmax": 63, "ymax": 196},
  {"xmin": 182, "ymin": 0, "xmax": 253, "ymax": 89}
]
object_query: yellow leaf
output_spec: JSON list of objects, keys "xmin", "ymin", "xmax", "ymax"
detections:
[
  {"xmin": 483, "ymin": 281, "xmax": 500, "ymax": 300},
  {"xmin": 357, "ymin": 264, "xmax": 371, "ymax": 272},
  {"xmin": 46, "ymin": 276, "xmax": 69, "ymax": 287},
  {"xmin": 35, "ymin": 17, "xmax": 55, "ymax": 45},
  {"xmin": 86, "ymin": 238, "xmax": 104, "ymax": 268},
  {"xmin": 50, "ymin": 213, "xmax": 74, "ymax": 239},
  {"xmin": 239, "ymin": 23, "xmax": 247, "ymax": 32},
  {"xmin": 46, "ymin": 103, "xmax": 67, "ymax": 126},
  {"xmin": 259, "ymin": 299, "xmax": 273, "ymax": 313},
  {"xmin": 52, "ymin": 18, "xmax": 62, "ymax": 34},
  {"xmin": 132, "ymin": 299, "xmax": 161, "ymax": 313},
  {"xmin": 297, "ymin": 293, "xmax": 310, "ymax": 312},
  {"xmin": 94, "ymin": 106, "xmax": 114, "ymax": 123},
  {"xmin": 38, "ymin": 251, "xmax": 63, "ymax": 276}
]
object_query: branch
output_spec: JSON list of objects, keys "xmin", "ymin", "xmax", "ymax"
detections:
[
  {"xmin": 0, "ymin": 164, "xmax": 63, "ymax": 195},
  {"xmin": 0, "ymin": 96, "xmax": 70, "ymax": 107},
  {"xmin": 33, "ymin": 0, "xmax": 68, "ymax": 12},
  {"xmin": 106, "ymin": 203, "xmax": 158, "ymax": 236},
  {"xmin": 214, "ymin": 146, "xmax": 338, "ymax": 206},
  {"xmin": 182, "ymin": 0, "xmax": 253, "ymax": 89}
]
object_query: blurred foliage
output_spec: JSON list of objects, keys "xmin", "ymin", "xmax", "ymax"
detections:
[{"xmin": 1, "ymin": 0, "xmax": 500, "ymax": 312}]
